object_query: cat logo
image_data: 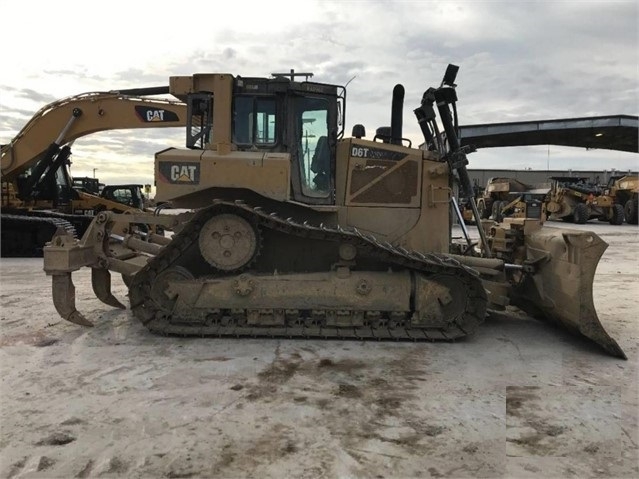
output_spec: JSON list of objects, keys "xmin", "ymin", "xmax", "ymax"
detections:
[
  {"xmin": 158, "ymin": 161, "xmax": 200, "ymax": 185},
  {"xmin": 146, "ymin": 109, "xmax": 166, "ymax": 122},
  {"xmin": 171, "ymin": 165, "xmax": 197, "ymax": 182},
  {"xmin": 135, "ymin": 106, "xmax": 181, "ymax": 123}
]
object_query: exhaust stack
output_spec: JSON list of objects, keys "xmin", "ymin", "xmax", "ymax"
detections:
[{"xmin": 391, "ymin": 84, "xmax": 404, "ymax": 145}]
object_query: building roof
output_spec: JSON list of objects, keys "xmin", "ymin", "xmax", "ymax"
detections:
[{"xmin": 458, "ymin": 115, "xmax": 638, "ymax": 153}]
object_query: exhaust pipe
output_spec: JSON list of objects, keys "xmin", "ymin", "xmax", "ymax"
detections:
[{"xmin": 390, "ymin": 84, "xmax": 404, "ymax": 145}]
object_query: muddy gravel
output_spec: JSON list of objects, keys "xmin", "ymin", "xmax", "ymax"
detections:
[{"xmin": 0, "ymin": 222, "xmax": 637, "ymax": 478}]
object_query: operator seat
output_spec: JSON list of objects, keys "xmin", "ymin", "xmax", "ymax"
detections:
[{"xmin": 311, "ymin": 136, "xmax": 330, "ymax": 190}]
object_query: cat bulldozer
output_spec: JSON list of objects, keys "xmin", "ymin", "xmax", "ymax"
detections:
[
  {"xmin": 40, "ymin": 65, "xmax": 626, "ymax": 359},
  {"xmin": 0, "ymin": 90, "xmax": 187, "ymax": 257}
]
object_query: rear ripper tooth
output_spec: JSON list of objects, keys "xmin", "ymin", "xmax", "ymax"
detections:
[
  {"xmin": 91, "ymin": 268, "xmax": 126, "ymax": 309},
  {"xmin": 51, "ymin": 274, "xmax": 94, "ymax": 327}
]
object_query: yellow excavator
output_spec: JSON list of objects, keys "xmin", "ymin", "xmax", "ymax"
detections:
[
  {"xmin": 33, "ymin": 66, "xmax": 625, "ymax": 358},
  {"xmin": 0, "ymin": 89, "xmax": 187, "ymax": 256}
]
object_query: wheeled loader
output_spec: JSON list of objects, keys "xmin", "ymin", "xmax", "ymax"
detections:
[{"xmin": 33, "ymin": 66, "xmax": 625, "ymax": 358}]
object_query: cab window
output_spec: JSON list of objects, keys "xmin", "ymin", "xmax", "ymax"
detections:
[
  {"xmin": 233, "ymin": 97, "xmax": 277, "ymax": 146},
  {"xmin": 297, "ymin": 97, "xmax": 330, "ymax": 198},
  {"xmin": 107, "ymin": 188, "xmax": 133, "ymax": 206}
]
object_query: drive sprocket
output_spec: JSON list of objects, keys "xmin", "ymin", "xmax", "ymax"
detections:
[{"xmin": 198, "ymin": 213, "xmax": 260, "ymax": 271}]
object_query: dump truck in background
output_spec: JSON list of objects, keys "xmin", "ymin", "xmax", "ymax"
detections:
[
  {"xmin": 608, "ymin": 174, "xmax": 639, "ymax": 224},
  {"xmin": 545, "ymin": 176, "xmax": 625, "ymax": 225},
  {"xmin": 475, "ymin": 177, "xmax": 549, "ymax": 222},
  {"xmin": 33, "ymin": 65, "xmax": 626, "ymax": 359}
]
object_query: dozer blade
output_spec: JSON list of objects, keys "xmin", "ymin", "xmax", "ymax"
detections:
[
  {"xmin": 91, "ymin": 268, "xmax": 126, "ymax": 309},
  {"xmin": 52, "ymin": 274, "xmax": 93, "ymax": 327},
  {"xmin": 511, "ymin": 227, "xmax": 626, "ymax": 359}
]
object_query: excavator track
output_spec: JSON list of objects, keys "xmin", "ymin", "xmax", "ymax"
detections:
[
  {"xmin": 129, "ymin": 200, "xmax": 488, "ymax": 341},
  {"xmin": 21, "ymin": 210, "xmax": 93, "ymax": 239},
  {"xmin": 1, "ymin": 213, "xmax": 78, "ymax": 257}
]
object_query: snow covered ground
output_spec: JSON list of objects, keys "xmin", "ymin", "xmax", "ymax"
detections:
[{"xmin": 0, "ymin": 221, "xmax": 637, "ymax": 478}]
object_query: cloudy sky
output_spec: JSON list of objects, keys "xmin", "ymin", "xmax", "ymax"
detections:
[{"xmin": 1, "ymin": 0, "xmax": 637, "ymax": 189}]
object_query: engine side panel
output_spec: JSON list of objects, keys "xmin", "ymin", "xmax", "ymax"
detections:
[{"xmin": 155, "ymin": 148, "xmax": 290, "ymax": 204}]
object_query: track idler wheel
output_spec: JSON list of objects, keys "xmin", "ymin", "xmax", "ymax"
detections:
[
  {"xmin": 414, "ymin": 273, "xmax": 485, "ymax": 333},
  {"xmin": 150, "ymin": 266, "xmax": 195, "ymax": 312}
]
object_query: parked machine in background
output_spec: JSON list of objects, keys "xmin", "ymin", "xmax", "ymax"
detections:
[
  {"xmin": 0, "ymin": 91, "xmax": 187, "ymax": 257},
  {"xmin": 545, "ymin": 176, "xmax": 624, "ymax": 225},
  {"xmin": 100, "ymin": 184, "xmax": 149, "ymax": 211},
  {"xmin": 607, "ymin": 174, "xmax": 638, "ymax": 224},
  {"xmin": 491, "ymin": 191, "xmax": 548, "ymax": 223},
  {"xmin": 73, "ymin": 178, "xmax": 153, "ymax": 211},
  {"xmin": 475, "ymin": 177, "xmax": 549, "ymax": 222},
  {"xmin": 457, "ymin": 181, "xmax": 483, "ymax": 224},
  {"xmin": 72, "ymin": 176, "xmax": 104, "ymax": 195}
]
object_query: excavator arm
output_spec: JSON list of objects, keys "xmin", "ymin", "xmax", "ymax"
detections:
[
  {"xmin": 1, "ymin": 89, "xmax": 189, "ymax": 257},
  {"xmin": 1, "ymin": 91, "xmax": 188, "ymax": 181}
]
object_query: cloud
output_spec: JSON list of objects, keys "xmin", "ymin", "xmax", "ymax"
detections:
[
  {"xmin": 1, "ymin": 0, "xmax": 636, "ymax": 182},
  {"xmin": 11, "ymin": 88, "xmax": 58, "ymax": 105}
]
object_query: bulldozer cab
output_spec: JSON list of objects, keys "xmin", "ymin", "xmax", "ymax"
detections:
[
  {"xmin": 160, "ymin": 72, "xmax": 448, "ymax": 252},
  {"xmin": 177, "ymin": 74, "xmax": 345, "ymax": 206}
]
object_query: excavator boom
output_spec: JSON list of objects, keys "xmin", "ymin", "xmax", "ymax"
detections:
[
  {"xmin": 1, "ymin": 91, "xmax": 187, "ymax": 179},
  {"xmin": 1, "ymin": 90, "xmax": 188, "ymax": 257}
]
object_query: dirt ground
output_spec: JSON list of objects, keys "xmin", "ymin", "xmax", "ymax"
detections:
[{"xmin": 0, "ymin": 222, "xmax": 637, "ymax": 479}]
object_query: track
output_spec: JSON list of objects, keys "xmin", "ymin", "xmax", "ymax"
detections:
[
  {"xmin": 129, "ymin": 200, "xmax": 488, "ymax": 341},
  {"xmin": 1, "ymin": 213, "xmax": 78, "ymax": 257}
]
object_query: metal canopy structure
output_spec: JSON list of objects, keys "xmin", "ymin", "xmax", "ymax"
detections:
[{"xmin": 458, "ymin": 115, "xmax": 638, "ymax": 153}]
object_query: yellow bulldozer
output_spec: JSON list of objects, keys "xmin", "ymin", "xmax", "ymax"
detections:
[
  {"xmin": 0, "ymin": 90, "xmax": 187, "ymax": 256},
  {"xmin": 13, "ymin": 65, "xmax": 624, "ymax": 358}
]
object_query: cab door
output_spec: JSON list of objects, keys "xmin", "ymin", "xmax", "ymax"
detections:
[{"xmin": 289, "ymin": 95, "xmax": 336, "ymax": 205}]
